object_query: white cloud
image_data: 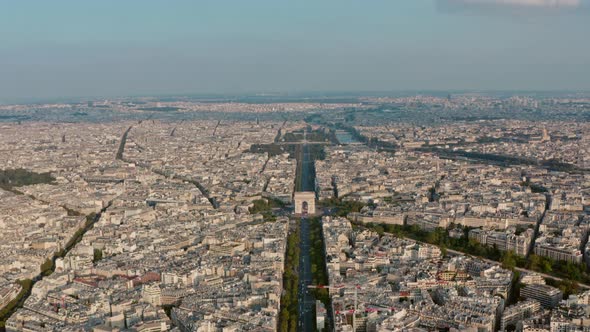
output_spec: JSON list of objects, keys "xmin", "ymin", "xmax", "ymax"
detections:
[
  {"xmin": 435, "ymin": 0, "xmax": 590, "ymax": 15},
  {"xmin": 446, "ymin": 0, "xmax": 581, "ymax": 7}
]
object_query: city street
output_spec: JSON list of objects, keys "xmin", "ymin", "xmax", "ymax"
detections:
[
  {"xmin": 297, "ymin": 135, "xmax": 319, "ymax": 331},
  {"xmin": 298, "ymin": 217, "xmax": 315, "ymax": 331}
]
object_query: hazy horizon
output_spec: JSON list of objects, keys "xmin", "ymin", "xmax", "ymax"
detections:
[{"xmin": 1, "ymin": 0, "xmax": 589, "ymax": 102}]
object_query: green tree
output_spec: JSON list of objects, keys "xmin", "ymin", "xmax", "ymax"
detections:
[
  {"xmin": 40, "ymin": 258, "xmax": 53, "ymax": 276},
  {"xmin": 501, "ymin": 251, "xmax": 517, "ymax": 271},
  {"xmin": 93, "ymin": 249, "xmax": 103, "ymax": 263}
]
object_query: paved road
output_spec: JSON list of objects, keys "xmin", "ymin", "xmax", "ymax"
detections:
[
  {"xmin": 299, "ymin": 143, "xmax": 315, "ymax": 193},
  {"xmin": 298, "ymin": 217, "xmax": 315, "ymax": 331},
  {"xmin": 295, "ymin": 131, "xmax": 325, "ymax": 331}
]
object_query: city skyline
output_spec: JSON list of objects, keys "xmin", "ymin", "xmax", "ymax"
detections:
[{"xmin": 2, "ymin": 96, "xmax": 590, "ymax": 331}]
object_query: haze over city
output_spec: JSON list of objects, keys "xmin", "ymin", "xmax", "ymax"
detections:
[{"xmin": 1, "ymin": 1, "xmax": 590, "ymax": 332}]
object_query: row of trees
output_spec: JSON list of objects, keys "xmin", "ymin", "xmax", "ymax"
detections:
[
  {"xmin": 279, "ymin": 225, "xmax": 301, "ymax": 332},
  {"xmin": 0, "ymin": 279, "xmax": 33, "ymax": 328},
  {"xmin": 1, "ymin": 197, "xmax": 110, "ymax": 330},
  {"xmin": 360, "ymin": 222, "xmax": 587, "ymax": 298},
  {"xmin": 115, "ymin": 126, "xmax": 132, "ymax": 160},
  {"xmin": 363, "ymin": 223, "xmax": 513, "ymax": 262},
  {"xmin": 526, "ymin": 254, "xmax": 590, "ymax": 285},
  {"xmin": 308, "ymin": 217, "xmax": 332, "ymax": 332},
  {"xmin": 40, "ymin": 213, "xmax": 98, "ymax": 277},
  {"xmin": 1, "ymin": 212, "xmax": 99, "ymax": 327}
]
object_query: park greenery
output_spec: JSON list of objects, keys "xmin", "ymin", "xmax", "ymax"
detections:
[
  {"xmin": 248, "ymin": 143, "xmax": 296, "ymax": 158},
  {"xmin": 248, "ymin": 198, "xmax": 286, "ymax": 223},
  {"xmin": 0, "ymin": 168, "xmax": 55, "ymax": 191},
  {"xmin": 93, "ymin": 249, "xmax": 104, "ymax": 263},
  {"xmin": 334, "ymin": 123, "xmax": 367, "ymax": 144},
  {"xmin": 62, "ymin": 205, "xmax": 83, "ymax": 216},
  {"xmin": 520, "ymin": 180, "xmax": 548, "ymax": 193},
  {"xmin": 281, "ymin": 126, "xmax": 338, "ymax": 145},
  {"xmin": 279, "ymin": 224, "xmax": 301, "ymax": 332},
  {"xmin": 546, "ymin": 278, "xmax": 581, "ymax": 299},
  {"xmin": 249, "ymin": 126, "xmax": 333, "ymax": 163},
  {"xmin": 248, "ymin": 141, "xmax": 327, "ymax": 162},
  {"xmin": 333, "ymin": 123, "xmax": 397, "ymax": 152},
  {"xmin": 318, "ymin": 197, "xmax": 366, "ymax": 217}
]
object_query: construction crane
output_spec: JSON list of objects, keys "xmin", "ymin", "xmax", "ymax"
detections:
[
  {"xmin": 306, "ymin": 284, "xmax": 347, "ymax": 290},
  {"xmin": 365, "ymin": 306, "xmax": 397, "ymax": 313},
  {"xmin": 334, "ymin": 307, "xmax": 397, "ymax": 314},
  {"xmin": 307, "ymin": 284, "xmax": 404, "ymax": 331},
  {"xmin": 307, "ymin": 284, "xmax": 361, "ymax": 331}
]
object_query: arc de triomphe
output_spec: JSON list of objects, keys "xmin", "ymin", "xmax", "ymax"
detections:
[{"xmin": 294, "ymin": 192, "xmax": 316, "ymax": 215}]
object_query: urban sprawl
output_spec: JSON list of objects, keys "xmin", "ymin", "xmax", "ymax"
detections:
[{"xmin": 1, "ymin": 94, "xmax": 590, "ymax": 332}]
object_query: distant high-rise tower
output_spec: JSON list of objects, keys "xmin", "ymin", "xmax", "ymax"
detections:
[
  {"xmin": 62, "ymin": 134, "xmax": 66, "ymax": 143},
  {"xmin": 542, "ymin": 128, "xmax": 551, "ymax": 142},
  {"xmin": 447, "ymin": 93, "xmax": 452, "ymax": 102}
]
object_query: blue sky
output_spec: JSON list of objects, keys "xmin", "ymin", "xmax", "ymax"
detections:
[{"xmin": 1, "ymin": 0, "xmax": 589, "ymax": 101}]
